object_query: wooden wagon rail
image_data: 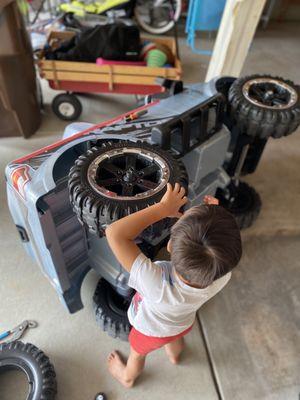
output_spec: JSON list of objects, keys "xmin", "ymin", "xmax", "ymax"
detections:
[{"xmin": 38, "ymin": 31, "xmax": 182, "ymax": 93}]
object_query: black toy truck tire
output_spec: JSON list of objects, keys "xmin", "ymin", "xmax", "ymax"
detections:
[
  {"xmin": 93, "ymin": 279, "xmax": 133, "ymax": 341},
  {"xmin": 52, "ymin": 93, "xmax": 82, "ymax": 121},
  {"xmin": 217, "ymin": 181, "xmax": 262, "ymax": 229},
  {"xmin": 228, "ymin": 75, "xmax": 300, "ymax": 139},
  {"xmin": 69, "ymin": 140, "xmax": 188, "ymax": 237},
  {"xmin": 0, "ymin": 341, "xmax": 57, "ymax": 400}
]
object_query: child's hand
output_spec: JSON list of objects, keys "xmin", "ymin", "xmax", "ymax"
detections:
[
  {"xmin": 203, "ymin": 195, "xmax": 219, "ymax": 205},
  {"xmin": 160, "ymin": 183, "xmax": 187, "ymax": 218}
]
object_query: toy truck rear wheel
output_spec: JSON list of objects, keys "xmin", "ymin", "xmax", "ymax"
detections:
[
  {"xmin": 93, "ymin": 279, "xmax": 133, "ymax": 341},
  {"xmin": 229, "ymin": 75, "xmax": 300, "ymax": 139},
  {"xmin": 217, "ymin": 181, "xmax": 262, "ymax": 229}
]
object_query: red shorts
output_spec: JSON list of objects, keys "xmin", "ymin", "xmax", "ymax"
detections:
[{"xmin": 129, "ymin": 325, "xmax": 193, "ymax": 356}]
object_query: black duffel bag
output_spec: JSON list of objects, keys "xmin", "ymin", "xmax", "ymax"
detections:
[{"xmin": 45, "ymin": 21, "xmax": 141, "ymax": 62}]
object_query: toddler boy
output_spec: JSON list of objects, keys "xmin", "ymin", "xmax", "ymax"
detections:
[{"xmin": 105, "ymin": 183, "xmax": 242, "ymax": 387}]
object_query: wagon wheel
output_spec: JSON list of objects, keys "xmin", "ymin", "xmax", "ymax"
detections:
[{"xmin": 52, "ymin": 93, "xmax": 82, "ymax": 121}]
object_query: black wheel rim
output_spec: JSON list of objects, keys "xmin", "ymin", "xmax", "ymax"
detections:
[
  {"xmin": 229, "ymin": 191, "xmax": 253, "ymax": 214},
  {"xmin": 220, "ymin": 184, "xmax": 255, "ymax": 215},
  {"xmin": 87, "ymin": 147, "xmax": 170, "ymax": 200},
  {"xmin": 242, "ymin": 78, "xmax": 297, "ymax": 109}
]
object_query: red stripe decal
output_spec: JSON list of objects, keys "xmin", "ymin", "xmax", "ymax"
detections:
[{"xmin": 12, "ymin": 100, "xmax": 160, "ymax": 164}]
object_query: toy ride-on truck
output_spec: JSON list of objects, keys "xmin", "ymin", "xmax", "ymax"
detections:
[{"xmin": 6, "ymin": 75, "xmax": 300, "ymax": 340}]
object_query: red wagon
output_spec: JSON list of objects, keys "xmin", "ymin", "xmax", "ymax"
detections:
[{"xmin": 38, "ymin": 30, "xmax": 182, "ymax": 120}]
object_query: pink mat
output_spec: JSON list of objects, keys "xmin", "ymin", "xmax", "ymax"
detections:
[{"xmin": 96, "ymin": 58, "xmax": 146, "ymax": 66}]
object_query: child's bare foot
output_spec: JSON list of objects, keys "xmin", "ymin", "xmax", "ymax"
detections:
[{"xmin": 107, "ymin": 351, "xmax": 134, "ymax": 388}]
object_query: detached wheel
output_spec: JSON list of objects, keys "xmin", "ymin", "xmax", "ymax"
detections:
[
  {"xmin": 52, "ymin": 93, "xmax": 82, "ymax": 121},
  {"xmin": 93, "ymin": 279, "xmax": 133, "ymax": 341},
  {"xmin": 217, "ymin": 181, "xmax": 262, "ymax": 229},
  {"xmin": 0, "ymin": 341, "xmax": 57, "ymax": 400},
  {"xmin": 229, "ymin": 75, "xmax": 300, "ymax": 139},
  {"xmin": 134, "ymin": 0, "xmax": 182, "ymax": 35},
  {"xmin": 69, "ymin": 140, "xmax": 188, "ymax": 237}
]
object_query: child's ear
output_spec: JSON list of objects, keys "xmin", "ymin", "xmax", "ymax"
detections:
[{"xmin": 167, "ymin": 239, "xmax": 172, "ymax": 253}]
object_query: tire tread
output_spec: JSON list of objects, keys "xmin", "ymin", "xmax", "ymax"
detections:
[
  {"xmin": 69, "ymin": 140, "xmax": 188, "ymax": 237},
  {"xmin": 0, "ymin": 341, "xmax": 57, "ymax": 400},
  {"xmin": 228, "ymin": 74, "xmax": 300, "ymax": 139}
]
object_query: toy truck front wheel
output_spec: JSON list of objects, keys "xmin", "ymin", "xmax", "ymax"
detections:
[{"xmin": 68, "ymin": 140, "xmax": 188, "ymax": 238}]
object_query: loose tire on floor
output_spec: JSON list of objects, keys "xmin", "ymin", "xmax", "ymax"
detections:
[
  {"xmin": 93, "ymin": 279, "xmax": 133, "ymax": 341},
  {"xmin": 0, "ymin": 341, "xmax": 57, "ymax": 400},
  {"xmin": 228, "ymin": 75, "xmax": 300, "ymax": 139},
  {"xmin": 52, "ymin": 93, "xmax": 82, "ymax": 121},
  {"xmin": 216, "ymin": 181, "xmax": 262, "ymax": 229},
  {"xmin": 69, "ymin": 140, "xmax": 188, "ymax": 237}
]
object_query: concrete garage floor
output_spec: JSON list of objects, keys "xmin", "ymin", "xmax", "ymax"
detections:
[{"xmin": 0, "ymin": 22, "xmax": 300, "ymax": 400}]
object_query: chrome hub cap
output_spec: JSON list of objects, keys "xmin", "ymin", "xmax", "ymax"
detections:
[
  {"xmin": 87, "ymin": 147, "xmax": 170, "ymax": 200},
  {"xmin": 242, "ymin": 78, "xmax": 298, "ymax": 109}
]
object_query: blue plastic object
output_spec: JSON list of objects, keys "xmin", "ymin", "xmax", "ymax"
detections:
[
  {"xmin": 0, "ymin": 321, "xmax": 38, "ymax": 343},
  {"xmin": 0, "ymin": 331, "xmax": 10, "ymax": 341},
  {"xmin": 63, "ymin": 122, "xmax": 94, "ymax": 139},
  {"xmin": 186, "ymin": 0, "xmax": 226, "ymax": 55}
]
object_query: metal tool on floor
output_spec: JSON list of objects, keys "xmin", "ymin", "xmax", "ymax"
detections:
[
  {"xmin": 94, "ymin": 393, "xmax": 107, "ymax": 400},
  {"xmin": 0, "ymin": 320, "xmax": 38, "ymax": 344}
]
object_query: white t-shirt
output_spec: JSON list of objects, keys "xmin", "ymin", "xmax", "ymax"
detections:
[{"xmin": 128, "ymin": 253, "xmax": 231, "ymax": 337}]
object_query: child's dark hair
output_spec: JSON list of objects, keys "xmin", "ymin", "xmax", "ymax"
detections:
[{"xmin": 170, "ymin": 205, "xmax": 242, "ymax": 287}]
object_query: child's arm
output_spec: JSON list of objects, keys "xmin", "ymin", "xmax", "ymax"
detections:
[{"xmin": 105, "ymin": 183, "xmax": 187, "ymax": 272}]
